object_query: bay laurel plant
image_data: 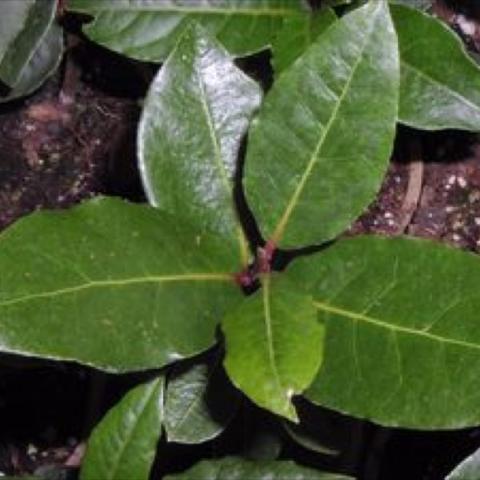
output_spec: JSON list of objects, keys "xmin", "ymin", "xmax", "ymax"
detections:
[{"xmin": 2, "ymin": 0, "xmax": 480, "ymax": 478}]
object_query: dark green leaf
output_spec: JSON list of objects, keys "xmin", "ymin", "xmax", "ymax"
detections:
[
  {"xmin": 0, "ymin": 0, "xmax": 57, "ymax": 88},
  {"xmin": 0, "ymin": 197, "xmax": 241, "ymax": 372},
  {"xmin": 67, "ymin": 0, "xmax": 307, "ymax": 62},
  {"xmin": 447, "ymin": 447, "xmax": 480, "ymax": 480},
  {"xmin": 391, "ymin": 4, "xmax": 480, "ymax": 130},
  {"xmin": 81, "ymin": 377, "xmax": 164, "ymax": 480},
  {"xmin": 286, "ymin": 236, "xmax": 480, "ymax": 428},
  {"xmin": 0, "ymin": 21, "xmax": 63, "ymax": 104},
  {"xmin": 164, "ymin": 457, "xmax": 352, "ymax": 479},
  {"xmin": 223, "ymin": 276, "xmax": 323, "ymax": 421},
  {"xmin": 138, "ymin": 24, "xmax": 261, "ymax": 267},
  {"xmin": 244, "ymin": 1, "xmax": 399, "ymax": 249},
  {"xmin": 272, "ymin": 8, "xmax": 337, "ymax": 76},
  {"xmin": 165, "ymin": 358, "xmax": 240, "ymax": 444}
]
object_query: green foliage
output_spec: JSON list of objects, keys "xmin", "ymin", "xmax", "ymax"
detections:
[
  {"xmin": 271, "ymin": 8, "xmax": 337, "ymax": 76},
  {"xmin": 138, "ymin": 23, "xmax": 261, "ymax": 266},
  {"xmin": 81, "ymin": 378, "xmax": 164, "ymax": 480},
  {"xmin": 392, "ymin": 4, "xmax": 480, "ymax": 130},
  {"xmin": 67, "ymin": 0, "xmax": 307, "ymax": 61},
  {"xmin": 0, "ymin": 198, "xmax": 241, "ymax": 371},
  {"xmin": 164, "ymin": 357, "xmax": 241, "ymax": 444},
  {"xmin": 223, "ymin": 276, "xmax": 323, "ymax": 420},
  {"xmin": 287, "ymin": 236, "xmax": 480, "ymax": 428},
  {"xmin": 0, "ymin": 0, "xmax": 63, "ymax": 102},
  {"xmin": 244, "ymin": 0, "xmax": 398, "ymax": 249},
  {"xmin": 2, "ymin": 0, "xmax": 480, "ymax": 478},
  {"xmin": 163, "ymin": 457, "xmax": 352, "ymax": 479}
]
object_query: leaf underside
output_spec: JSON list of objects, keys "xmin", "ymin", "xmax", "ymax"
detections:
[
  {"xmin": 138, "ymin": 23, "xmax": 261, "ymax": 267},
  {"xmin": 286, "ymin": 236, "xmax": 480, "ymax": 429},
  {"xmin": 67, "ymin": 0, "xmax": 307, "ymax": 61},
  {"xmin": 80, "ymin": 377, "xmax": 164, "ymax": 480},
  {"xmin": 0, "ymin": 198, "xmax": 241, "ymax": 372},
  {"xmin": 244, "ymin": 0, "xmax": 399, "ymax": 249}
]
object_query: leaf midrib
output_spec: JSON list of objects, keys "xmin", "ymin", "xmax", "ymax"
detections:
[
  {"xmin": 271, "ymin": 7, "xmax": 378, "ymax": 243},
  {"xmin": 195, "ymin": 64, "xmax": 249, "ymax": 265},
  {"xmin": 263, "ymin": 277, "xmax": 285, "ymax": 397},
  {"xmin": 0, "ymin": 273, "xmax": 232, "ymax": 308},
  {"xmin": 313, "ymin": 300, "xmax": 480, "ymax": 352},
  {"xmin": 107, "ymin": 380, "xmax": 160, "ymax": 480}
]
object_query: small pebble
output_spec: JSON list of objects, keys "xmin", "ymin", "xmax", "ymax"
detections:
[
  {"xmin": 452, "ymin": 233, "xmax": 462, "ymax": 242},
  {"xmin": 458, "ymin": 176, "xmax": 467, "ymax": 188},
  {"xmin": 457, "ymin": 14, "xmax": 476, "ymax": 36},
  {"xmin": 448, "ymin": 175, "xmax": 456, "ymax": 185},
  {"xmin": 469, "ymin": 191, "xmax": 480, "ymax": 203},
  {"xmin": 453, "ymin": 221, "xmax": 463, "ymax": 230},
  {"xmin": 27, "ymin": 444, "xmax": 38, "ymax": 456},
  {"xmin": 384, "ymin": 211, "xmax": 393, "ymax": 219},
  {"xmin": 475, "ymin": 218, "xmax": 480, "ymax": 226}
]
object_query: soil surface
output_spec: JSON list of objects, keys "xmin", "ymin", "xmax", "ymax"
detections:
[{"xmin": 1, "ymin": 2, "xmax": 480, "ymax": 479}]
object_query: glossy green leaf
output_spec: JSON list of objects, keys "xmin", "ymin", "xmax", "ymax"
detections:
[
  {"xmin": 447, "ymin": 447, "xmax": 480, "ymax": 480},
  {"xmin": 165, "ymin": 358, "xmax": 240, "ymax": 444},
  {"xmin": 138, "ymin": 24, "xmax": 261, "ymax": 267},
  {"xmin": 0, "ymin": 21, "xmax": 63, "ymax": 104},
  {"xmin": 164, "ymin": 457, "xmax": 352, "ymax": 479},
  {"xmin": 0, "ymin": 0, "xmax": 57, "ymax": 88},
  {"xmin": 286, "ymin": 236, "xmax": 480, "ymax": 429},
  {"xmin": 0, "ymin": 197, "xmax": 241, "ymax": 372},
  {"xmin": 223, "ymin": 276, "xmax": 323, "ymax": 421},
  {"xmin": 391, "ymin": 4, "xmax": 480, "ymax": 130},
  {"xmin": 244, "ymin": 1, "xmax": 399, "ymax": 249},
  {"xmin": 272, "ymin": 8, "xmax": 337, "ymax": 76},
  {"xmin": 67, "ymin": 0, "xmax": 306, "ymax": 62},
  {"xmin": 81, "ymin": 377, "xmax": 164, "ymax": 480}
]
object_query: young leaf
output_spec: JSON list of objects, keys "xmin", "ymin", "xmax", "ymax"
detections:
[
  {"xmin": 164, "ymin": 457, "xmax": 352, "ymax": 479},
  {"xmin": 0, "ymin": 197, "xmax": 241, "ymax": 372},
  {"xmin": 391, "ymin": 4, "xmax": 480, "ymax": 130},
  {"xmin": 446, "ymin": 446, "xmax": 480, "ymax": 480},
  {"xmin": 0, "ymin": 0, "xmax": 57, "ymax": 88},
  {"xmin": 81, "ymin": 377, "xmax": 164, "ymax": 480},
  {"xmin": 223, "ymin": 276, "xmax": 323, "ymax": 421},
  {"xmin": 138, "ymin": 23, "xmax": 261, "ymax": 267},
  {"xmin": 286, "ymin": 236, "xmax": 480, "ymax": 429},
  {"xmin": 272, "ymin": 8, "xmax": 337, "ymax": 76},
  {"xmin": 67, "ymin": 0, "xmax": 307, "ymax": 62},
  {"xmin": 165, "ymin": 358, "xmax": 240, "ymax": 444},
  {"xmin": 244, "ymin": 0, "xmax": 399, "ymax": 249},
  {"xmin": 0, "ymin": 22, "xmax": 63, "ymax": 104}
]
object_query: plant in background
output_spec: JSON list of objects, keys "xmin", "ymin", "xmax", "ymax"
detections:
[{"xmin": 2, "ymin": 0, "xmax": 480, "ymax": 478}]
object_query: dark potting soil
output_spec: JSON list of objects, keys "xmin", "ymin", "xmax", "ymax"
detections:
[{"xmin": 1, "ymin": 3, "xmax": 480, "ymax": 479}]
